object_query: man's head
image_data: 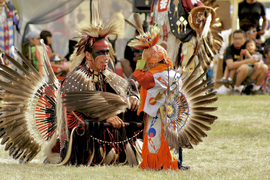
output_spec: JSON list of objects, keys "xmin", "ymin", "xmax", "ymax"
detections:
[
  {"xmin": 232, "ymin": 30, "xmax": 246, "ymax": 49},
  {"xmin": 245, "ymin": 26, "xmax": 257, "ymax": 40},
  {"xmin": 26, "ymin": 31, "xmax": 41, "ymax": 46},
  {"xmin": 85, "ymin": 39, "xmax": 110, "ymax": 71},
  {"xmin": 240, "ymin": 20, "xmax": 257, "ymax": 40}
]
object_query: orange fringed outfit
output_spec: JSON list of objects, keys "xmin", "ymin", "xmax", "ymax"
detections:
[{"xmin": 134, "ymin": 61, "xmax": 178, "ymax": 170}]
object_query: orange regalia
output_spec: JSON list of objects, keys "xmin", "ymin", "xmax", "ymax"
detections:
[{"xmin": 126, "ymin": 12, "xmax": 219, "ymax": 170}]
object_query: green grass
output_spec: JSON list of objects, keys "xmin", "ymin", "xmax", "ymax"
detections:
[{"xmin": 1, "ymin": 95, "xmax": 270, "ymax": 180}]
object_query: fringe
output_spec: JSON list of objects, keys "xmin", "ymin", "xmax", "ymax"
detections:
[{"xmin": 139, "ymin": 117, "xmax": 178, "ymax": 170}]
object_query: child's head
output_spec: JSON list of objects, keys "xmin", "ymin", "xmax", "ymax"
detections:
[
  {"xmin": 263, "ymin": 45, "xmax": 270, "ymax": 63},
  {"xmin": 244, "ymin": 39, "xmax": 256, "ymax": 54}
]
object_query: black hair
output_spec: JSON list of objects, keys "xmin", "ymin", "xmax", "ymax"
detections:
[
  {"xmin": 243, "ymin": 39, "xmax": 256, "ymax": 49},
  {"xmin": 40, "ymin": 30, "xmax": 53, "ymax": 52},
  {"xmin": 84, "ymin": 37, "xmax": 106, "ymax": 53},
  {"xmin": 240, "ymin": 19, "xmax": 256, "ymax": 32},
  {"xmin": 233, "ymin": 29, "xmax": 246, "ymax": 38},
  {"xmin": 263, "ymin": 45, "xmax": 270, "ymax": 57},
  {"xmin": 40, "ymin": 30, "xmax": 52, "ymax": 45}
]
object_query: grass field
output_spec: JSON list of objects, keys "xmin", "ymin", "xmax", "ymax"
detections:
[{"xmin": 0, "ymin": 95, "xmax": 270, "ymax": 180}]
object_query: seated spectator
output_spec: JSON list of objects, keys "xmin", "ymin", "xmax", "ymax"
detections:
[
  {"xmin": 240, "ymin": 20, "xmax": 263, "ymax": 53},
  {"xmin": 264, "ymin": 45, "xmax": 270, "ymax": 69},
  {"xmin": 64, "ymin": 39, "xmax": 77, "ymax": 61},
  {"xmin": 262, "ymin": 45, "xmax": 270, "ymax": 93},
  {"xmin": 25, "ymin": 31, "xmax": 46, "ymax": 74},
  {"xmin": 40, "ymin": 30, "xmax": 66, "ymax": 61},
  {"xmin": 223, "ymin": 30, "xmax": 268, "ymax": 95},
  {"xmin": 121, "ymin": 30, "xmax": 143, "ymax": 78},
  {"xmin": 241, "ymin": 39, "xmax": 264, "ymax": 70}
]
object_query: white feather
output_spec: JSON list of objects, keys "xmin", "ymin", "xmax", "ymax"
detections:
[{"xmin": 201, "ymin": 14, "xmax": 212, "ymax": 38}]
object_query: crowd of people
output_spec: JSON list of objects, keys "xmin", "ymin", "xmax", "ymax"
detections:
[{"xmin": 215, "ymin": 0, "xmax": 270, "ymax": 95}]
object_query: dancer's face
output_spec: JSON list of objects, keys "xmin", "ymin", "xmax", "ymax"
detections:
[{"xmin": 85, "ymin": 40, "xmax": 110, "ymax": 71}]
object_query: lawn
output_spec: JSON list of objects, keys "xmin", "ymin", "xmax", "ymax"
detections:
[{"xmin": 0, "ymin": 95, "xmax": 269, "ymax": 180}]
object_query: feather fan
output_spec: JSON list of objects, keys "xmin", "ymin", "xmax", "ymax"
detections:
[{"xmin": 0, "ymin": 47, "xmax": 59, "ymax": 163}]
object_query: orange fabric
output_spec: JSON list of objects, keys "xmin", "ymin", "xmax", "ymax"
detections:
[
  {"xmin": 139, "ymin": 115, "xmax": 178, "ymax": 170},
  {"xmin": 136, "ymin": 64, "xmax": 170, "ymax": 115},
  {"xmin": 147, "ymin": 45, "xmax": 174, "ymax": 68}
]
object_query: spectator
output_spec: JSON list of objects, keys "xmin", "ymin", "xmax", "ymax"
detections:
[
  {"xmin": 40, "ymin": 30, "xmax": 66, "ymax": 61},
  {"xmin": 262, "ymin": 45, "xmax": 270, "ymax": 93},
  {"xmin": 0, "ymin": 0, "xmax": 20, "ymax": 65},
  {"xmin": 64, "ymin": 39, "xmax": 77, "ymax": 61},
  {"xmin": 25, "ymin": 31, "xmax": 49, "ymax": 75},
  {"xmin": 238, "ymin": 0, "xmax": 268, "ymax": 38},
  {"xmin": 224, "ymin": 30, "xmax": 268, "ymax": 95},
  {"xmin": 241, "ymin": 39, "xmax": 264, "ymax": 71},
  {"xmin": 121, "ymin": 30, "xmax": 143, "ymax": 78},
  {"xmin": 240, "ymin": 20, "xmax": 263, "ymax": 53},
  {"xmin": 263, "ymin": 45, "xmax": 270, "ymax": 69}
]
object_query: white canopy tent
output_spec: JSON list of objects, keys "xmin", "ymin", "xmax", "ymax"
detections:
[
  {"xmin": 9, "ymin": 0, "xmax": 139, "ymax": 60},
  {"xmin": 10, "ymin": 0, "xmax": 84, "ymax": 55}
]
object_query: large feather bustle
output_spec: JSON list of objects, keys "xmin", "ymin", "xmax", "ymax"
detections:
[
  {"xmin": 162, "ymin": 64, "xmax": 218, "ymax": 150},
  {"xmin": 0, "ymin": 47, "xmax": 59, "ymax": 163}
]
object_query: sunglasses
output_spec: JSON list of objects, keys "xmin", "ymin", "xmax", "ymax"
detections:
[{"xmin": 246, "ymin": 30, "xmax": 257, "ymax": 33}]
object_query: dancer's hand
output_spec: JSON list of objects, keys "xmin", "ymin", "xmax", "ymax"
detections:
[
  {"xmin": 129, "ymin": 96, "xmax": 140, "ymax": 111},
  {"xmin": 106, "ymin": 116, "xmax": 124, "ymax": 129}
]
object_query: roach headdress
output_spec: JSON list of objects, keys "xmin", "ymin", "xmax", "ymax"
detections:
[{"xmin": 70, "ymin": 3, "xmax": 123, "ymax": 71}]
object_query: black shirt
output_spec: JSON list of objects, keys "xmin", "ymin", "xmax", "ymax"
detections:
[
  {"xmin": 124, "ymin": 39, "xmax": 143, "ymax": 72},
  {"xmin": 238, "ymin": 1, "xmax": 266, "ymax": 32},
  {"xmin": 223, "ymin": 44, "xmax": 241, "ymax": 72}
]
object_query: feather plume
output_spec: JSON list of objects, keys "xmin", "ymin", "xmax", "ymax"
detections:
[
  {"xmin": 126, "ymin": 142, "xmax": 138, "ymax": 166},
  {"xmin": 63, "ymin": 91, "xmax": 128, "ymax": 121}
]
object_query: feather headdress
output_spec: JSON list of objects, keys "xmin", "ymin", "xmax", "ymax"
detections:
[
  {"xmin": 70, "ymin": 3, "xmax": 123, "ymax": 71},
  {"xmin": 125, "ymin": 13, "xmax": 160, "ymax": 50}
]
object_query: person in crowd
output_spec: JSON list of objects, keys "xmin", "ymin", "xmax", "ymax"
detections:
[
  {"xmin": 0, "ymin": 0, "xmax": 20, "ymax": 65},
  {"xmin": 223, "ymin": 30, "xmax": 268, "ymax": 95},
  {"xmin": 240, "ymin": 20, "xmax": 263, "ymax": 53},
  {"xmin": 263, "ymin": 45, "xmax": 270, "ymax": 70},
  {"xmin": 121, "ymin": 30, "xmax": 142, "ymax": 78},
  {"xmin": 40, "ymin": 30, "xmax": 66, "ymax": 61},
  {"xmin": 25, "ymin": 31, "xmax": 45, "ymax": 74},
  {"xmin": 262, "ymin": 45, "xmax": 270, "ymax": 93},
  {"xmin": 241, "ymin": 39, "xmax": 264, "ymax": 70},
  {"xmin": 238, "ymin": 0, "xmax": 268, "ymax": 38},
  {"xmin": 64, "ymin": 39, "xmax": 77, "ymax": 61}
]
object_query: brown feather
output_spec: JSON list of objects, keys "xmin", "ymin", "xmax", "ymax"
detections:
[
  {"xmin": 191, "ymin": 113, "xmax": 217, "ymax": 125},
  {"xmin": 189, "ymin": 82, "xmax": 215, "ymax": 97},
  {"xmin": 190, "ymin": 91, "xmax": 217, "ymax": 103},
  {"xmin": 191, "ymin": 97, "xmax": 218, "ymax": 107},
  {"xmin": 133, "ymin": 13, "xmax": 144, "ymax": 35},
  {"xmin": 189, "ymin": 120, "xmax": 211, "ymax": 131},
  {"xmin": 192, "ymin": 106, "xmax": 217, "ymax": 113}
]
